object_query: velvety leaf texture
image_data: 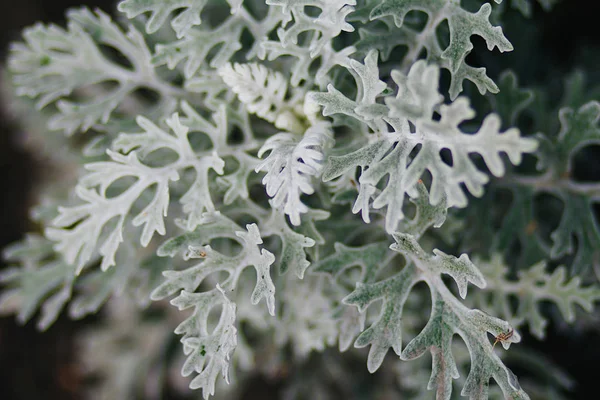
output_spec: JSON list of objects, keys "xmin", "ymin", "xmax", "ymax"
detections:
[{"xmin": 2, "ymin": 1, "xmax": 598, "ymax": 399}]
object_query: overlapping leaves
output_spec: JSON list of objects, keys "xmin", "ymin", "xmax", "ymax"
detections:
[
  {"xmin": 46, "ymin": 109, "xmax": 227, "ymax": 272},
  {"xmin": 118, "ymin": 0, "xmax": 210, "ymax": 38},
  {"xmin": 2, "ymin": 1, "xmax": 590, "ymax": 400},
  {"xmin": 314, "ymin": 184, "xmax": 528, "ymax": 399},
  {"xmin": 9, "ymin": 8, "xmax": 179, "ymax": 135},
  {"xmin": 260, "ymin": 0, "xmax": 357, "ymax": 86},
  {"xmin": 151, "ymin": 215, "xmax": 276, "ymax": 398},
  {"xmin": 351, "ymin": 0, "xmax": 513, "ymax": 99},
  {"xmin": 311, "ymin": 52, "xmax": 537, "ymax": 232},
  {"xmin": 475, "ymin": 255, "xmax": 600, "ymax": 339},
  {"xmin": 465, "ymin": 71, "xmax": 600, "ymax": 280}
]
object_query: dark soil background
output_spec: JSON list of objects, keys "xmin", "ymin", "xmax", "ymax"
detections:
[{"xmin": 0, "ymin": 1, "xmax": 598, "ymax": 399}]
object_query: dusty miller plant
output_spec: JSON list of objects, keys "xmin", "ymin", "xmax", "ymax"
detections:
[{"xmin": 1, "ymin": 0, "xmax": 599, "ymax": 399}]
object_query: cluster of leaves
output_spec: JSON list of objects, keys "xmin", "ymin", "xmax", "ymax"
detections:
[
  {"xmin": 311, "ymin": 51, "xmax": 537, "ymax": 232},
  {"xmin": 350, "ymin": 0, "xmax": 514, "ymax": 99},
  {"xmin": 1, "ymin": 1, "xmax": 599, "ymax": 400},
  {"xmin": 314, "ymin": 184, "xmax": 528, "ymax": 399},
  {"xmin": 462, "ymin": 71, "xmax": 600, "ymax": 281}
]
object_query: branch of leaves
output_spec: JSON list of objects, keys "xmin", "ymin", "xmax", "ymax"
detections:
[
  {"xmin": 311, "ymin": 53, "xmax": 537, "ymax": 233},
  {"xmin": 9, "ymin": 7, "xmax": 179, "ymax": 136},
  {"xmin": 315, "ymin": 184, "xmax": 529, "ymax": 399},
  {"xmin": 313, "ymin": 182, "xmax": 445, "ymax": 349},
  {"xmin": 474, "ymin": 254, "xmax": 600, "ymax": 340},
  {"xmin": 0, "ymin": 232, "xmax": 165, "ymax": 330},
  {"xmin": 473, "ymin": 100, "xmax": 600, "ymax": 280},
  {"xmin": 45, "ymin": 109, "xmax": 235, "ymax": 273},
  {"xmin": 152, "ymin": 3, "xmax": 286, "ymax": 85},
  {"xmin": 150, "ymin": 213, "xmax": 276, "ymax": 398},
  {"xmin": 351, "ymin": 0, "xmax": 514, "ymax": 99},
  {"xmin": 0, "ymin": 234, "xmax": 75, "ymax": 330},
  {"xmin": 259, "ymin": 0, "xmax": 357, "ymax": 87}
]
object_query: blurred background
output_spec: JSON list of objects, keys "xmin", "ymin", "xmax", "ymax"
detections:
[{"xmin": 0, "ymin": 0, "xmax": 598, "ymax": 399}]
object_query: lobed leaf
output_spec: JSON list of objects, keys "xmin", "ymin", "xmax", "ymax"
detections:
[
  {"xmin": 9, "ymin": 8, "xmax": 176, "ymax": 135},
  {"xmin": 117, "ymin": 0, "xmax": 209, "ymax": 38},
  {"xmin": 315, "ymin": 58, "xmax": 536, "ymax": 232},
  {"xmin": 256, "ymin": 121, "xmax": 334, "ymax": 226},
  {"xmin": 476, "ymin": 255, "xmax": 600, "ymax": 339},
  {"xmin": 369, "ymin": 0, "xmax": 512, "ymax": 99},
  {"xmin": 342, "ymin": 185, "xmax": 527, "ymax": 398}
]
